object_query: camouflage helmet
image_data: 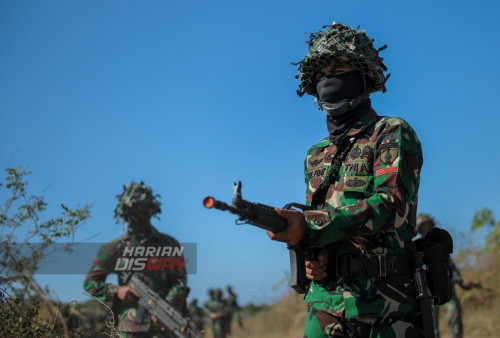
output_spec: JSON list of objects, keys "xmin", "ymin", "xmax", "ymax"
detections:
[
  {"xmin": 114, "ymin": 181, "xmax": 161, "ymax": 222},
  {"xmin": 416, "ymin": 213, "xmax": 436, "ymax": 233},
  {"xmin": 295, "ymin": 22, "xmax": 390, "ymax": 97},
  {"xmin": 214, "ymin": 288, "xmax": 223, "ymax": 298},
  {"xmin": 207, "ymin": 288, "xmax": 215, "ymax": 297}
]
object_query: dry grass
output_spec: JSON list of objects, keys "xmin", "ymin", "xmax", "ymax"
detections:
[
  {"xmin": 229, "ymin": 292, "xmax": 307, "ymax": 338},
  {"xmin": 226, "ymin": 254, "xmax": 500, "ymax": 338},
  {"xmin": 438, "ymin": 253, "xmax": 499, "ymax": 338}
]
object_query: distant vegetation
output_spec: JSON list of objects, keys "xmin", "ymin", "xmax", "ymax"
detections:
[{"xmin": 0, "ymin": 166, "xmax": 96, "ymax": 337}]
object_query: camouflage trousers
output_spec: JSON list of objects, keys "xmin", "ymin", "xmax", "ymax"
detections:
[
  {"xmin": 118, "ymin": 331, "xmax": 174, "ymax": 338},
  {"xmin": 211, "ymin": 318, "xmax": 227, "ymax": 338},
  {"xmin": 432, "ymin": 296, "xmax": 463, "ymax": 338},
  {"xmin": 303, "ymin": 309, "xmax": 424, "ymax": 338}
]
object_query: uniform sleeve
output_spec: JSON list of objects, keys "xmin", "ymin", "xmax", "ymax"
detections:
[
  {"xmin": 164, "ymin": 240, "xmax": 189, "ymax": 309},
  {"xmin": 449, "ymin": 258, "xmax": 464, "ymax": 285},
  {"xmin": 83, "ymin": 243, "xmax": 119, "ymax": 304},
  {"xmin": 304, "ymin": 119, "xmax": 423, "ymax": 247}
]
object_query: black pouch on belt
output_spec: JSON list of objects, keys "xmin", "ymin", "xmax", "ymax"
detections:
[{"xmin": 414, "ymin": 227, "xmax": 453, "ymax": 305}]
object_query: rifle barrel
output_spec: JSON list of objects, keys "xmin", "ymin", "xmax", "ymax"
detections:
[{"xmin": 203, "ymin": 196, "xmax": 237, "ymax": 213}]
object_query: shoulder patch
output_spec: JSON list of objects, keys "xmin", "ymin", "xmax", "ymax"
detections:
[{"xmin": 380, "ymin": 144, "xmax": 398, "ymax": 165}]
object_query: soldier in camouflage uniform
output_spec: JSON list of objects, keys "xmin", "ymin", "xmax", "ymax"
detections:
[
  {"xmin": 224, "ymin": 285, "xmax": 243, "ymax": 334},
  {"xmin": 188, "ymin": 298, "xmax": 205, "ymax": 336},
  {"xmin": 204, "ymin": 288, "xmax": 227, "ymax": 338},
  {"xmin": 83, "ymin": 181, "xmax": 188, "ymax": 338},
  {"xmin": 417, "ymin": 213, "xmax": 471, "ymax": 338},
  {"xmin": 267, "ymin": 22, "xmax": 424, "ymax": 337}
]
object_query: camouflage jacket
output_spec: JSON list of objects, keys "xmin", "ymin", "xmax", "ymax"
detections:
[
  {"xmin": 204, "ymin": 299, "xmax": 226, "ymax": 317},
  {"xmin": 450, "ymin": 258, "xmax": 463, "ymax": 286},
  {"xmin": 449, "ymin": 257, "xmax": 464, "ymax": 299},
  {"xmin": 303, "ymin": 108, "xmax": 423, "ymax": 319},
  {"xmin": 225, "ymin": 292, "xmax": 239, "ymax": 312},
  {"xmin": 188, "ymin": 303, "xmax": 205, "ymax": 326},
  {"xmin": 83, "ymin": 226, "xmax": 188, "ymax": 333}
]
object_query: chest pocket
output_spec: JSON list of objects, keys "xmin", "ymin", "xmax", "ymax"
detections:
[
  {"xmin": 341, "ymin": 142, "xmax": 375, "ymax": 193},
  {"xmin": 306, "ymin": 146, "xmax": 332, "ymax": 189}
]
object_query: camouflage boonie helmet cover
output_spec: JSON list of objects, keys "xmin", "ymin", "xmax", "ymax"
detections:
[
  {"xmin": 114, "ymin": 181, "xmax": 161, "ymax": 221},
  {"xmin": 295, "ymin": 22, "xmax": 390, "ymax": 97},
  {"xmin": 416, "ymin": 213, "xmax": 436, "ymax": 232}
]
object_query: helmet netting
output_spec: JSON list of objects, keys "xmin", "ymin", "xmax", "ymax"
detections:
[{"xmin": 295, "ymin": 23, "xmax": 390, "ymax": 97}]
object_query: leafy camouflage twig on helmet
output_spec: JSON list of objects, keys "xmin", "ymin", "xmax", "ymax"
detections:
[
  {"xmin": 416, "ymin": 213, "xmax": 436, "ymax": 232},
  {"xmin": 114, "ymin": 181, "xmax": 161, "ymax": 222},
  {"xmin": 294, "ymin": 22, "xmax": 390, "ymax": 97}
]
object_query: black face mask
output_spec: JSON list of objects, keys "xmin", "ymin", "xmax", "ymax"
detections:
[
  {"xmin": 316, "ymin": 70, "xmax": 365, "ymax": 103},
  {"xmin": 316, "ymin": 71, "xmax": 365, "ymax": 116}
]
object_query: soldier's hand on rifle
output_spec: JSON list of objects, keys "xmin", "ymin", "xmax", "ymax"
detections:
[
  {"xmin": 462, "ymin": 280, "xmax": 472, "ymax": 289},
  {"xmin": 266, "ymin": 208, "xmax": 306, "ymax": 245},
  {"xmin": 151, "ymin": 316, "xmax": 167, "ymax": 331},
  {"xmin": 305, "ymin": 249, "xmax": 328, "ymax": 281},
  {"xmin": 117, "ymin": 285, "xmax": 139, "ymax": 305}
]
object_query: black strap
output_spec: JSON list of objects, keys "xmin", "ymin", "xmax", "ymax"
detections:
[
  {"xmin": 311, "ymin": 136, "xmax": 357, "ymax": 208},
  {"xmin": 327, "ymin": 254, "xmax": 412, "ymax": 278}
]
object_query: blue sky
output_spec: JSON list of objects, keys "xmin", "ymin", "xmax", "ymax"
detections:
[{"xmin": 1, "ymin": 0, "xmax": 499, "ymax": 305}]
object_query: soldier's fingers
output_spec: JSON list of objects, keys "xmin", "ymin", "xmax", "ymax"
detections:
[
  {"xmin": 267, "ymin": 230, "xmax": 288, "ymax": 242},
  {"xmin": 128, "ymin": 288, "xmax": 139, "ymax": 297},
  {"xmin": 306, "ymin": 271, "xmax": 327, "ymax": 280},
  {"xmin": 305, "ymin": 267, "xmax": 326, "ymax": 276},
  {"xmin": 305, "ymin": 260, "xmax": 323, "ymax": 269},
  {"xmin": 274, "ymin": 208, "xmax": 302, "ymax": 221}
]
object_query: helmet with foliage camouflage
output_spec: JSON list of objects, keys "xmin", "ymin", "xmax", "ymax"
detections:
[
  {"xmin": 114, "ymin": 181, "xmax": 161, "ymax": 222},
  {"xmin": 214, "ymin": 288, "xmax": 223, "ymax": 298},
  {"xmin": 295, "ymin": 22, "xmax": 390, "ymax": 97},
  {"xmin": 416, "ymin": 213, "xmax": 436, "ymax": 234}
]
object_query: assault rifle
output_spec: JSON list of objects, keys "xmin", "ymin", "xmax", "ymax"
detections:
[
  {"xmin": 203, "ymin": 181, "xmax": 312, "ymax": 294},
  {"xmin": 466, "ymin": 281, "xmax": 493, "ymax": 292},
  {"xmin": 121, "ymin": 272, "xmax": 199, "ymax": 338}
]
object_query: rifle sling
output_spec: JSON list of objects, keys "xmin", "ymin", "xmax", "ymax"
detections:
[{"xmin": 311, "ymin": 136, "xmax": 357, "ymax": 208}]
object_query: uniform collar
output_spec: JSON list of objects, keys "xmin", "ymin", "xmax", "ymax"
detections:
[
  {"xmin": 127, "ymin": 224, "xmax": 161, "ymax": 244},
  {"xmin": 346, "ymin": 108, "xmax": 379, "ymax": 137}
]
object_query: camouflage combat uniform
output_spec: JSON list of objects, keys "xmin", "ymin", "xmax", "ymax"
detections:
[
  {"xmin": 294, "ymin": 23, "xmax": 424, "ymax": 337},
  {"xmin": 83, "ymin": 182, "xmax": 188, "ymax": 338},
  {"xmin": 188, "ymin": 298, "xmax": 205, "ymax": 336},
  {"xmin": 224, "ymin": 286, "xmax": 243, "ymax": 333},
  {"xmin": 432, "ymin": 258, "xmax": 464, "ymax": 338},
  {"xmin": 204, "ymin": 289, "xmax": 227, "ymax": 338},
  {"xmin": 303, "ymin": 113, "xmax": 423, "ymax": 337}
]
